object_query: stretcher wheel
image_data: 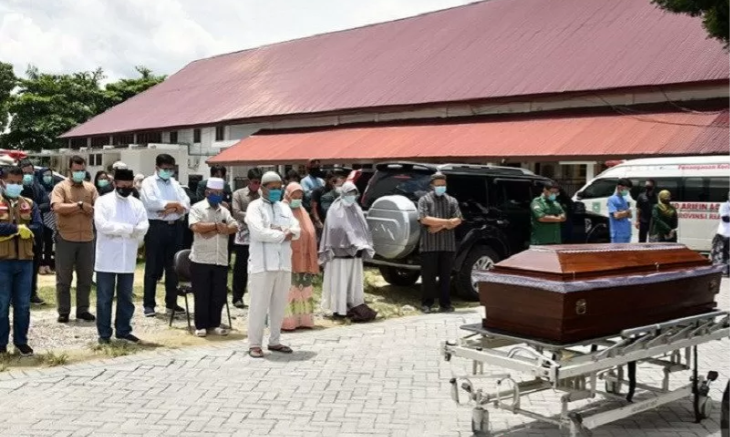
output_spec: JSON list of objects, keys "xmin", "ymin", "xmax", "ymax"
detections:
[
  {"xmin": 697, "ymin": 395, "xmax": 713, "ymax": 420},
  {"xmin": 471, "ymin": 408, "xmax": 491, "ymax": 437}
]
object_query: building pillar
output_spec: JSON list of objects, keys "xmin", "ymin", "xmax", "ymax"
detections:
[{"xmin": 585, "ymin": 163, "xmax": 595, "ymax": 183}]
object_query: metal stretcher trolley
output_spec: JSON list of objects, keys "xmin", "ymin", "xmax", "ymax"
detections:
[{"xmin": 442, "ymin": 310, "xmax": 729, "ymax": 437}]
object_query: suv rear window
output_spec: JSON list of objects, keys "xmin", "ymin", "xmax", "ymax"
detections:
[{"xmin": 362, "ymin": 170, "xmax": 431, "ymax": 209}]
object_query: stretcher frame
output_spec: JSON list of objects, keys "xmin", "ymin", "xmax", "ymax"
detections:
[{"xmin": 441, "ymin": 310, "xmax": 729, "ymax": 437}]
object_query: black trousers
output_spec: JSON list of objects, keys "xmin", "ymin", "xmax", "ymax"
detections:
[
  {"xmin": 232, "ymin": 245, "xmax": 249, "ymax": 302},
  {"xmin": 190, "ymin": 262, "xmax": 228, "ymax": 330},
  {"xmin": 638, "ymin": 222, "xmax": 650, "ymax": 243},
  {"xmin": 143, "ymin": 221, "xmax": 183, "ymax": 310},
  {"xmin": 42, "ymin": 227, "xmax": 54, "ymax": 269},
  {"xmin": 421, "ymin": 251, "xmax": 455, "ymax": 308}
]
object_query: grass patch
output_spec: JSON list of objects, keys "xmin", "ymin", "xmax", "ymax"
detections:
[
  {"xmin": 34, "ymin": 351, "xmax": 69, "ymax": 367},
  {"xmin": 90, "ymin": 340, "xmax": 162, "ymax": 358}
]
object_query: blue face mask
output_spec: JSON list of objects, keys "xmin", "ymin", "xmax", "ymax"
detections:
[
  {"xmin": 5, "ymin": 183, "xmax": 23, "ymax": 198},
  {"xmin": 207, "ymin": 193, "xmax": 223, "ymax": 206},
  {"xmin": 547, "ymin": 193, "xmax": 557, "ymax": 201},
  {"xmin": 72, "ymin": 171, "xmax": 86, "ymax": 183},
  {"xmin": 22, "ymin": 174, "xmax": 33, "ymax": 186},
  {"xmin": 158, "ymin": 169, "xmax": 173, "ymax": 180},
  {"xmin": 290, "ymin": 199, "xmax": 302, "ymax": 209},
  {"xmin": 434, "ymin": 186, "xmax": 447, "ymax": 196},
  {"xmin": 267, "ymin": 189, "xmax": 282, "ymax": 203},
  {"xmin": 342, "ymin": 195, "xmax": 357, "ymax": 206},
  {"xmin": 43, "ymin": 175, "xmax": 53, "ymax": 185},
  {"xmin": 98, "ymin": 180, "xmax": 110, "ymax": 188}
]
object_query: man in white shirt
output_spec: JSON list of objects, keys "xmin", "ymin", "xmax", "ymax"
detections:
[
  {"xmin": 246, "ymin": 171, "xmax": 300, "ymax": 358},
  {"xmin": 94, "ymin": 169, "xmax": 149, "ymax": 344},
  {"xmin": 188, "ymin": 178, "xmax": 238, "ymax": 337},
  {"xmin": 139, "ymin": 154, "xmax": 191, "ymax": 318}
]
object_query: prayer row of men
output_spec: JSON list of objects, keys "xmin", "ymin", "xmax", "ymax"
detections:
[{"xmin": 0, "ymin": 155, "xmax": 465, "ymax": 358}]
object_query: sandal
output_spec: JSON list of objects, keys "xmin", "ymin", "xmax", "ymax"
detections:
[
  {"xmin": 248, "ymin": 347, "xmax": 264, "ymax": 358},
  {"xmin": 268, "ymin": 344, "xmax": 293, "ymax": 354}
]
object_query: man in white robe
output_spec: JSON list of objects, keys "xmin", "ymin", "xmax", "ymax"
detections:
[
  {"xmin": 94, "ymin": 169, "xmax": 149, "ymax": 344},
  {"xmin": 245, "ymin": 171, "xmax": 300, "ymax": 358}
]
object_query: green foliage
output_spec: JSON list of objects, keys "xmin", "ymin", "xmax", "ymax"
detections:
[
  {"xmin": 0, "ymin": 65, "xmax": 165, "ymax": 151},
  {"xmin": 653, "ymin": 0, "xmax": 729, "ymax": 46},
  {"xmin": 0, "ymin": 61, "xmax": 16, "ymax": 136}
]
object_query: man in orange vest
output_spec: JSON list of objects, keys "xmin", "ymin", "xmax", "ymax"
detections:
[{"xmin": 0, "ymin": 166, "xmax": 42, "ymax": 356}]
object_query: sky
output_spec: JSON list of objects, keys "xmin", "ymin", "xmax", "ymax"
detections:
[{"xmin": 0, "ymin": 0, "xmax": 473, "ymax": 81}]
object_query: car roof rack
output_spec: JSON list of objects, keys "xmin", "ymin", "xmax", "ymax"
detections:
[{"xmin": 375, "ymin": 161, "xmax": 535, "ymax": 176}]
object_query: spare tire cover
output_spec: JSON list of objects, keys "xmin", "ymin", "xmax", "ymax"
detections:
[{"xmin": 366, "ymin": 195, "xmax": 421, "ymax": 260}]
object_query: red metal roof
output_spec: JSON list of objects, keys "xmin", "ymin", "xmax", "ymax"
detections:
[
  {"xmin": 62, "ymin": 0, "xmax": 729, "ymax": 139},
  {"xmin": 208, "ymin": 111, "xmax": 730, "ymax": 165}
]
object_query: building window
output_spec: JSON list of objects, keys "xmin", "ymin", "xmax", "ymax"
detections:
[
  {"xmin": 215, "ymin": 126, "xmax": 225, "ymax": 142},
  {"xmin": 90, "ymin": 136, "xmax": 108, "ymax": 148},
  {"xmin": 69, "ymin": 138, "xmax": 87, "ymax": 149},
  {"xmin": 193, "ymin": 128, "xmax": 201, "ymax": 143},
  {"xmin": 169, "ymin": 131, "xmax": 178, "ymax": 144},
  {"xmin": 113, "ymin": 134, "xmax": 135, "ymax": 146},
  {"xmin": 137, "ymin": 132, "xmax": 162, "ymax": 144}
]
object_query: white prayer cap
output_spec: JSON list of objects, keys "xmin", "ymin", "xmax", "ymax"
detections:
[
  {"xmin": 112, "ymin": 161, "xmax": 128, "ymax": 170},
  {"xmin": 134, "ymin": 173, "xmax": 144, "ymax": 182},
  {"xmin": 261, "ymin": 171, "xmax": 282, "ymax": 185},
  {"xmin": 207, "ymin": 177, "xmax": 225, "ymax": 190}
]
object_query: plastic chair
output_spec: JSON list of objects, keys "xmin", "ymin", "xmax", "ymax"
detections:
[{"xmin": 170, "ymin": 249, "xmax": 232, "ymax": 332}]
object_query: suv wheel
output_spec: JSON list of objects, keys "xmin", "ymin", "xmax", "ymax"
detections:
[
  {"xmin": 379, "ymin": 266, "xmax": 420, "ymax": 287},
  {"xmin": 457, "ymin": 246, "xmax": 501, "ymax": 301}
]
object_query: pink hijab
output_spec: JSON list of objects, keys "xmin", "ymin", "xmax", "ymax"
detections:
[{"xmin": 284, "ymin": 183, "xmax": 319, "ymax": 274}]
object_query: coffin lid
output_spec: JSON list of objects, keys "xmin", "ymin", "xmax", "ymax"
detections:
[{"xmin": 491, "ymin": 243, "xmax": 710, "ymax": 281}]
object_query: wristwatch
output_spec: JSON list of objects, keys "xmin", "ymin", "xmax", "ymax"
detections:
[{"xmin": 77, "ymin": 201, "xmax": 84, "ymax": 210}]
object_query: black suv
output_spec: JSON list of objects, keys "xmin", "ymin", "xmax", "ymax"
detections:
[{"xmin": 359, "ymin": 162, "xmax": 610, "ymax": 300}]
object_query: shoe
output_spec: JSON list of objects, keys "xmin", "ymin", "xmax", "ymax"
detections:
[
  {"xmin": 439, "ymin": 306, "xmax": 456, "ymax": 313},
  {"xmin": 195, "ymin": 329, "xmax": 207, "ymax": 337},
  {"xmin": 233, "ymin": 300, "xmax": 247, "ymax": 309},
  {"xmin": 143, "ymin": 307, "xmax": 156, "ymax": 317},
  {"xmin": 57, "ymin": 315, "xmax": 70, "ymax": 323},
  {"xmin": 117, "ymin": 334, "xmax": 140, "ymax": 344},
  {"xmin": 14, "ymin": 344, "xmax": 34, "ymax": 357},
  {"xmin": 30, "ymin": 295, "xmax": 45, "ymax": 305},
  {"xmin": 166, "ymin": 305, "xmax": 186, "ymax": 315},
  {"xmin": 421, "ymin": 305, "xmax": 432, "ymax": 314},
  {"xmin": 209, "ymin": 327, "xmax": 229, "ymax": 336},
  {"xmin": 77, "ymin": 312, "xmax": 96, "ymax": 322},
  {"xmin": 98, "ymin": 338, "xmax": 111, "ymax": 345}
]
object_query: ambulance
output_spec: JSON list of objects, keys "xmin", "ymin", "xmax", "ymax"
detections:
[{"xmin": 573, "ymin": 155, "xmax": 730, "ymax": 252}]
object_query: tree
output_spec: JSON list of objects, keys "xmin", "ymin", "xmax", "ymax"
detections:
[
  {"xmin": 0, "ymin": 61, "xmax": 16, "ymax": 135},
  {"xmin": 103, "ymin": 66, "xmax": 166, "ymax": 110},
  {"xmin": 653, "ymin": 0, "xmax": 729, "ymax": 47},
  {"xmin": 3, "ymin": 66, "xmax": 108, "ymax": 150},
  {"xmin": 2, "ymin": 65, "xmax": 166, "ymax": 151}
]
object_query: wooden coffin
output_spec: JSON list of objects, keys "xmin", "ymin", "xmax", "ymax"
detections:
[{"xmin": 476, "ymin": 243, "xmax": 723, "ymax": 343}]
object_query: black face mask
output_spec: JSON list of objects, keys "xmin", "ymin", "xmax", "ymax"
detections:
[
  {"xmin": 645, "ymin": 186, "xmax": 654, "ymax": 192},
  {"xmin": 116, "ymin": 187, "xmax": 134, "ymax": 198}
]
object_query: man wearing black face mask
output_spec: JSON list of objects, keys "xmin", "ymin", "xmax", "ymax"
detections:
[
  {"xmin": 93, "ymin": 169, "xmax": 149, "ymax": 344},
  {"xmin": 635, "ymin": 179, "xmax": 657, "ymax": 243}
]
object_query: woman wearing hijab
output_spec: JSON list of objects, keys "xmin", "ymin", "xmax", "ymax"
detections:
[
  {"xmin": 281, "ymin": 183, "xmax": 319, "ymax": 330},
  {"xmin": 37, "ymin": 168, "xmax": 57, "ymax": 275},
  {"xmin": 94, "ymin": 171, "xmax": 114, "ymax": 196},
  {"xmin": 710, "ymin": 191, "xmax": 730, "ymax": 277},
  {"xmin": 319, "ymin": 182, "xmax": 374, "ymax": 317},
  {"xmin": 648, "ymin": 190, "xmax": 678, "ymax": 242}
]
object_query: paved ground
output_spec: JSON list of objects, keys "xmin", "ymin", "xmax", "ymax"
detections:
[{"xmin": 0, "ymin": 280, "xmax": 728, "ymax": 437}]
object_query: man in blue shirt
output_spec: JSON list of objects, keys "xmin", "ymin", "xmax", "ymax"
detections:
[{"xmin": 607, "ymin": 178, "xmax": 633, "ymax": 243}]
